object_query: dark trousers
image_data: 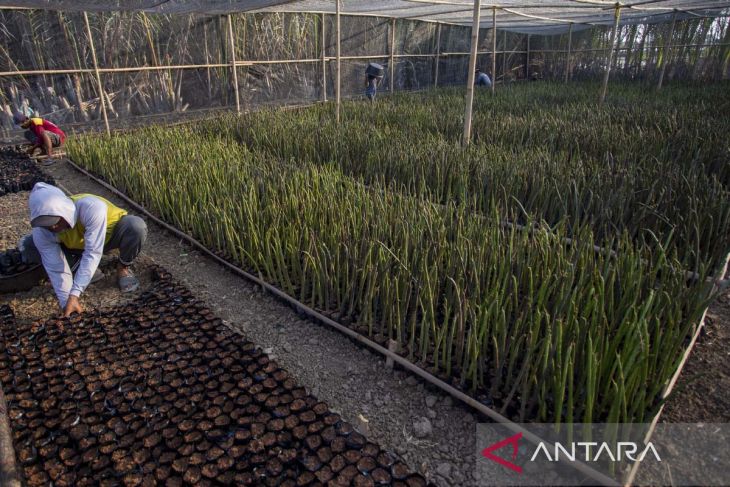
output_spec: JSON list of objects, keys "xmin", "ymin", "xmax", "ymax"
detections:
[
  {"xmin": 24, "ymin": 130, "xmax": 62, "ymax": 147},
  {"xmin": 20, "ymin": 215, "xmax": 147, "ymax": 268}
]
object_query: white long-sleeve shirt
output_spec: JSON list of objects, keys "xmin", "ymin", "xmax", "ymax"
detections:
[{"xmin": 29, "ymin": 183, "xmax": 107, "ymax": 308}]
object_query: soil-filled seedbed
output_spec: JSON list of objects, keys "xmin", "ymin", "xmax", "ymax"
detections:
[
  {"xmin": 0, "ymin": 146, "xmax": 54, "ymax": 196},
  {"xmin": 0, "ymin": 266, "xmax": 427, "ymax": 487}
]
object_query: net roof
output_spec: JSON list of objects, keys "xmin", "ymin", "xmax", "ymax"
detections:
[{"xmin": 0, "ymin": 0, "xmax": 728, "ymax": 34}]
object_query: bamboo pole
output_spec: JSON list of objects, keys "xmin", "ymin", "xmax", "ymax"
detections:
[
  {"xmin": 434, "ymin": 23, "xmax": 442, "ymax": 87},
  {"xmin": 390, "ymin": 17, "xmax": 396, "ymax": 93},
  {"xmin": 599, "ymin": 5, "xmax": 622, "ymax": 105},
  {"xmin": 321, "ymin": 13, "xmax": 327, "ymax": 102},
  {"xmin": 565, "ymin": 22, "xmax": 573, "ymax": 83},
  {"xmin": 657, "ymin": 10, "xmax": 678, "ymax": 90},
  {"xmin": 491, "ymin": 7, "xmax": 496, "ymax": 95},
  {"xmin": 462, "ymin": 0, "xmax": 481, "ymax": 147},
  {"xmin": 336, "ymin": 0, "xmax": 341, "ymax": 124},
  {"xmin": 525, "ymin": 33, "xmax": 530, "ymax": 79},
  {"xmin": 502, "ymin": 30, "xmax": 507, "ymax": 81},
  {"xmin": 203, "ymin": 21, "xmax": 212, "ymax": 103},
  {"xmin": 227, "ymin": 14, "xmax": 241, "ymax": 113},
  {"xmin": 83, "ymin": 12, "xmax": 110, "ymax": 135}
]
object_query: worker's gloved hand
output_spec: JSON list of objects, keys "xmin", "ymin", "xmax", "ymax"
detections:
[{"xmin": 63, "ymin": 295, "xmax": 83, "ymax": 317}]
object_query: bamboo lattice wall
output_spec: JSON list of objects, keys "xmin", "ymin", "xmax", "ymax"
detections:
[{"xmin": 0, "ymin": 9, "xmax": 728, "ymax": 135}]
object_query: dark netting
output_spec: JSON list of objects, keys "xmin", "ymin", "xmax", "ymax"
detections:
[
  {"xmin": 394, "ymin": 56, "xmax": 435, "ymax": 91},
  {"xmin": 239, "ymin": 61, "xmax": 321, "ymax": 105},
  {"xmin": 326, "ymin": 15, "xmax": 390, "ymax": 59}
]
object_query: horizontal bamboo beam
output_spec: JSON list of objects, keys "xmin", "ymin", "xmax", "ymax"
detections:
[{"xmin": 0, "ymin": 42, "xmax": 726, "ymax": 78}]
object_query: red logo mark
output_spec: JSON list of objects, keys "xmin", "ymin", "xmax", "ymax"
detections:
[{"xmin": 481, "ymin": 432, "xmax": 523, "ymax": 474}]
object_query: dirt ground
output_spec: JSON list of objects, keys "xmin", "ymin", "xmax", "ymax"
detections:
[
  {"xmin": 661, "ymin": 280, "xmax": 730, "ymax": 423},
  {"xmin": 2, "ymin": 157, "xmax": 729, "ymax": 486}
]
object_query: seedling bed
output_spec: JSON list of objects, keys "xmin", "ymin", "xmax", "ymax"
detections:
[{"xmin": 0, "ymin": 266, "xmax": 427, "ymax": 486}]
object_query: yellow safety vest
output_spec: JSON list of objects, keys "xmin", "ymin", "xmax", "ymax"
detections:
[{"xmin": 57, "ymin": 194, "xmax": 128, "ymax": 250}]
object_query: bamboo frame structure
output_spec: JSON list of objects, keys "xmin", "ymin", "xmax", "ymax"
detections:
[
  {"xmin": 390, "ymin": 17, "xmax": 396, "ymax": 93},
  {"xmin": 462, "ymin": 0, "xmax": 481, "ymax": 147},
  {"xmin": 657, "ymin": 10, "xmax": 678, "ymax": 89},
  {"xmin": 600, "ymin": 5, "xmax": 622, "ymax": 105},
  {"xmin": 227, "ymin": 14, "xmax": 241, "ymax": 114},
  {"xmin": 83, "ymin": 12, "xmax": 110, "ymax": 135},
  {"xmin": 0, "ymin": 8, "xmax": 727, "ymax": 135}
]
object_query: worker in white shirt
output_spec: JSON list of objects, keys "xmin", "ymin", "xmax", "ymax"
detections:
[{"xmin": 19, "ymin": 182, "xmax": 147, "ymax": 316}]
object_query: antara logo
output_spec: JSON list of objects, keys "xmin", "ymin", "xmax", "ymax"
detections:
[
  {"xmin": 530, "ymin": 442, "xmax": 661, "ymax": 463},
  {"xmin": 481, "ymin": 432, "xmax": 524, "ymax": 474},
  {"xmin": 481, "ymin": 432, "xmax": 661, "ymax": 474}
]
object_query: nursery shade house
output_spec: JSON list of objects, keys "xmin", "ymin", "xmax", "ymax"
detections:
[
  {"xmin": 0, "ymin": 0, "xmax": 729, "ymax": 133},
  {"xmin": 0, "ymin": 1, "xmax": 730, "ymax": 485}
]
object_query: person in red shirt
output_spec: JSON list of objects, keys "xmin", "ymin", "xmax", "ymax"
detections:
[{"xmin": 13, "ymin": 113, "xmax": 66, "ymax": 159}]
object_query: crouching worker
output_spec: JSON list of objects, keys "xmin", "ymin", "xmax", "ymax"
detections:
[
  {"xmin": 13, "ymin": 112, "xmax": 66, "ymax": 159},
  {"xmin": 19, "ymin": 182, "xmax": 147, "ymax": 317}
]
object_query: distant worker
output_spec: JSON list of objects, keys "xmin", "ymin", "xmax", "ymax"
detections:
[
  {"xmin": 365, "ymin": 62, "xmax": 385, "ymax": 102},
  {"xmin": 475, "ymin": 68, "xmax": 492, "ymax": 88},
  {"xmin": 13, "ymin": 112, "xmax": 66, "ymax": 163},
  {"xmin": 19, "ymin": 183, "xmax": 147, "ymax": 317}
]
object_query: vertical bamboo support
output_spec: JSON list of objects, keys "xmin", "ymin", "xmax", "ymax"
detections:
[
  {"xmin": 390, "ymin": 17, "xmax": 396, "ymax": 93},
  {"xmin": 434, "ymin": 23, "xmax": 442, "ymax": 87},
  {"xmin": 502, "ymin": 30, "xmax": 507, "ymax": 81},
  {"xmin": 599, "ymin": 5, "xmax": 622, "ymax": 105},
  {"xmin": 83, "ymin": 12, "xmax": 110, "ymax": 135},
  {"xmin": 657, "ymin": 10, "xmax": 677, "ymax": 90},
  {"xmin": 336, "ymin": 0, "xmax": 341, "ymax": 123},
  {"xmin": 491, "ymin": 7, "xmax": 496, "ymax": 95},
  {"xmin": 227, "ymin": 14, "xmax": 241, "ymax": 113},
  {"xmin": 203, "ymin": 21, "xmax": 212, "ymax": 102},
  {"xmin": 565, "ymin": 22, "xmax": 573, "ymax": 83},
  {"xmin": 525, "ymin": 34, "xmax": 531, "ymax": 79},
  {"xmin": 321, "ymin": 13, "xmax": 327, "ymax": 102},
  {"xmin": 462, "ymin": 0, "xmax": 481, "ymax": 147}
]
